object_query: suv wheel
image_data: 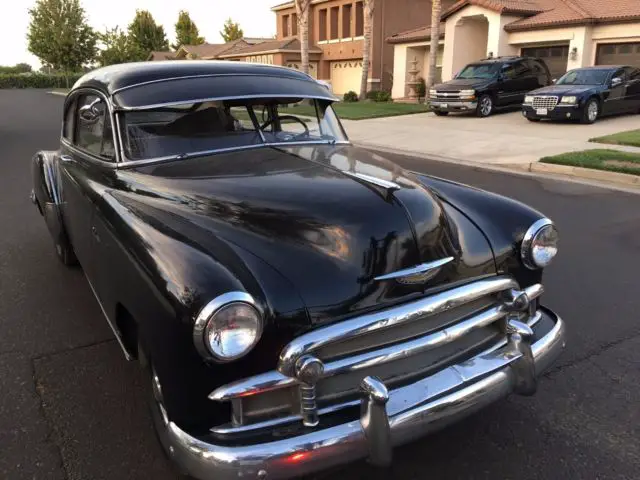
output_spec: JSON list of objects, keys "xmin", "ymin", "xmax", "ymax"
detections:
[
  {"xmin": 434, "ymin": 111, "xmax": 449, "ymax": 117},
  {"xmin": 581, "ymin": 98, "xmax": 599, "ymax": 124},
  {"xmin": 477, "ymin": 95, "xmax": 494, "ymax": 117}
]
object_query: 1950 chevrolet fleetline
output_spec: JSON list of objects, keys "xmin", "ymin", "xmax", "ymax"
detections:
[{"xmin": 31, "ymin": 61, "xmax": 565, "ymax": 479}]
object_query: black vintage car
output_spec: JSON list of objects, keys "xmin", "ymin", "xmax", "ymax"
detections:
[
  {"xmin": 522, "ymin": 65, "xmax": 640, "ymax": 123},
  {"xmin": 430, "ymin": 56, "xmax": 551, "ymax": 117},
  {"xmin": 31, "ymin": 61, "xmax": 565, "ymax": 480}
]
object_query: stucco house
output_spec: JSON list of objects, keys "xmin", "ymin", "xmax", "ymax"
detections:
[{"xmin": 388, "ymin": 0, "xmax": 640, "ymax": 100}]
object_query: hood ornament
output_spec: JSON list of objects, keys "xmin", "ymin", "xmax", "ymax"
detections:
[{"xmin": 375, "ymin": 257, "xmax": 454, "ymax": 285}]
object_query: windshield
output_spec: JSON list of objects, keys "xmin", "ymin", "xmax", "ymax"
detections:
[
  {"xmin": 556, "ymin": 69, "xmax": 610, "ymax": 86},
  {"xmin": 455, "ymin": 63, "xmax": 500, "ymax": 79},
  {"xmin": 120, "ymin": 98, "xmax": 347, "ymax": 161}
]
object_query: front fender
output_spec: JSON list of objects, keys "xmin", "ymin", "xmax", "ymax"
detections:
[{"xmin": 415, "ymin": 174, "xmax": 546, "ymax": 287}]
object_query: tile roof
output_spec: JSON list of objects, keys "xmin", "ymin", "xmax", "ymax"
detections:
[
  {"xmin": 442, "ymin": 0, "xmax": 544, "ymax": 20},
  {"xmin": 178, "ymin": 43, "xmax": 230, "ymax": 59},
  {"xmin": 505, "ymin": 0, "xmax": 640, "ymax": 31},
  {"xmin": 147, "ymin": 51, "xmax": 175, "ymax": 61},
  {"xmin": 387, "ymin": 24, "xmax": 446, "ymax": 44},
  {"xmin": 219, "ymin": 38, "xmax": 322, "ymax": 57}
]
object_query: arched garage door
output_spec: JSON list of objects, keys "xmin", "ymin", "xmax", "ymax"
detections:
[
  {"xmin": 330, "ymin": 61, "xmax": 363, "ymax": 95},
  {"xmin": 596, "ymin": 43, "xmax": 640, "ymax": 67}
]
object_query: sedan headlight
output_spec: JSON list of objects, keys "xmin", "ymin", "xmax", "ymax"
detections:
[
  {"xmin": 560, "ymin": 96, "xmax": 577, "ymax": 104},
  {"xmin": 524, "ymin": 95, "xmax": 534, "ymax": 104},
  {"xmin": 459, "ymin": 89, "xmax": 475, "ymax": 98},
  {"xmin": 521, "ymin": 219, "xmax": 559, "ymax": 269},
  {"xmin": 194, "ymin": 293, "xmax": 263, "ymax": 362}
]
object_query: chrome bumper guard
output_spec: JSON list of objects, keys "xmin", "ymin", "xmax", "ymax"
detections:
[{"xmin": 163, "ymin": 307, "xmax": 565, "ymax": 480}]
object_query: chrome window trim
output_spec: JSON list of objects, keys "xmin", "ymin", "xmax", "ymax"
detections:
[
  {"xmin": 193, "ymin": 292, "xmax": 264, "ymax": 363},
  {"xmin": 60, "ymin": 138, "xmax": 118, "ymax": 169},
  {"xmin": 521, "ymin": 217, "xmax": 555, "ymax": 270}
]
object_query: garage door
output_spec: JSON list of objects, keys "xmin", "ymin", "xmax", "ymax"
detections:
[
  {"xmin": 330, "ymin": 60, "xmax": 362, "ymax": 95},
  {"xmin": 521, "ymin": 45, "xmax": 569, "ymax": 79},
  {"xmin": 286, "ymin": 62, "xmax": 318, "ymax": 79},
  {"xmin": 596, "ymin": 43, "xmax": 640, "ymax": 67}
]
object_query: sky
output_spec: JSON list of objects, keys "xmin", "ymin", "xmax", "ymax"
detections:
[{"xmin": 2, "ymin": 0, "xmax": 279, "ymax": 68}]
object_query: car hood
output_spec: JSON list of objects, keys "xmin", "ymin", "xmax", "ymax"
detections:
[
  {"xmin": 118, "ymin": 145, "xmax": 496, "ymax": 326},
  {"xmin": 529, "ymin": 84, "xmax": 600, "ymax": 96},
  {"xmin": 434, "ymin": 78, "xmax": 492, "ymax": 90}
]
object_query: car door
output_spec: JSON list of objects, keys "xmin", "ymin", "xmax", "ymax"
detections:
[
  {"xmin": 602, "ymin": 68, "xmax": 628, "ymax": 115},
  {"xmin": 496, "ymin": 61, "xmax": 531, "ymax": 106},
  {"xmin": 59, "ymin": 92, "xmax": 117, "ymax": 283},
  {"xmin": 623, "ymin": 67, "xmax": 640, "ymax": 111}
]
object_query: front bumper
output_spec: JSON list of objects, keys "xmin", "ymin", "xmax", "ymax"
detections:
[
  {"xmin": 162, "ymin": 307, "xmax": 565, "ymax": 480},
  {"xmin": 522, "ymin": 104, "xmax": 581, "ymax": 121},
  {"xmin": 430, "ymin": 100, "xmax": 478, "ymax": 112}
]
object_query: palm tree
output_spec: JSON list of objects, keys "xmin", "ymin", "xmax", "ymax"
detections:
[
  {"xmin": 359, "ymin": 0, "xmax": 375, "ymax": 100},
  {"xmin": 295, "ymin": 0, "xmax": 312, "ymax": 74},
  {"xmin": 426, "ymin": 0, "xmax": 442, "ymax": 96}
]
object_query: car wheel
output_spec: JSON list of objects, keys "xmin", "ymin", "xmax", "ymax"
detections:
[
  {"xmin": 476, "ymin": 95, "xmax": 493, "ymax": 117},
  {"xmin": 527, "ymin": 117, "xmax": 541, "ymax": 122},
  {"xmin": 54, "ymin": 237, "xmax": 78, "ymax": 266},
  {"xmin": 434, "ymin": 111, "xmax": 449, "ymax": 116},
  {"xmin": 581, "ymin": 98, "xmax": 599, "ymax": 124}
]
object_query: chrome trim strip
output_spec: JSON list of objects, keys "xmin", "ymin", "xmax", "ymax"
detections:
[
  {"xmin": 342, "ymin": 171, "xmax": 402, "ymax": 191},
  {"xmin": 521, "ymin": 218, "xmax": 555, "ymax": 270},
  {"xmin": 193, "ymin": 292, "xmax": 263, "ymax": 363},
  {"xmin": 163, "ymin": 310, "xmax": 565, "ymax": 480},
  {"xmin": 277, "ymin": 276, "xmax": 518, "ymax": 377},
  {"xmin": 374, "ymin": 257, "xmax": 455, "ymax": 282}
]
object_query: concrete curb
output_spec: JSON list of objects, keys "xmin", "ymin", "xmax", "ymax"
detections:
[{"xmin": 354, "ymin": 142, "xmax": 640, "ymax": 194}]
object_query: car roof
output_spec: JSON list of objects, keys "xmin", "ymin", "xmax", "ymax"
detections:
[
  {"xmin": 72, "ymin": 60, "xmax": 315, "ymax": 95},
  {"xmin": 567, "ymin": 65, "xmax": 628, "ymax": 71}
]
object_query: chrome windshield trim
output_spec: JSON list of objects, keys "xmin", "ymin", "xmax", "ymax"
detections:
[
  {"xmin": 374, "ymin": 257, "xmax": 455, "ymax": 283},
  {"xmin": 277, "ymin": 276, "xmax": 518, "ymax": 377}
]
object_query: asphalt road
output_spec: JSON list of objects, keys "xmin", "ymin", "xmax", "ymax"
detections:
[{"xmin": 1, "ymin": 89, "xmax": 639, "ymax": 480}]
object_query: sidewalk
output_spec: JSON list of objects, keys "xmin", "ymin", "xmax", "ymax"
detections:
[{"xmin": 342, "ymin": 111, "xmax": 640, "ymax": 165}]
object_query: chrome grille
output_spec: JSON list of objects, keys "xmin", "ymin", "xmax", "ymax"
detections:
[
  {"xmin": 209, "ymin": 277, "xmax": 545, "ymax": 437},
  {"xmin": 532, "ymin": 96, "xmax": 559, "ymax": 110}
]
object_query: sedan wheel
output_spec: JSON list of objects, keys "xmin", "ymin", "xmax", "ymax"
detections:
[
  {"xmin": 477, "ymin": 95, "xmax": 493, "ymax": 117},
  {"xmin": 581, "ymin": 98, "xmax": 599, "ymax": 124}
]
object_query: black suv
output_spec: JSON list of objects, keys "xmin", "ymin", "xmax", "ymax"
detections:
[{"xmin": 430, "ymin": 56, "xmax": 552, "ymax": 117}]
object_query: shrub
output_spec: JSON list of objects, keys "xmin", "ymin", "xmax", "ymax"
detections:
[
  {"xmin": 0, "ymin": 73, "xmax": 84, "ymax": 89},
  {"xmin": 416, "ymin": 77, "xmax": 426, "ymax": 99},
  {"xmin": 366, "ymin": 90, "xmax": 392, "ymax": 102},
  {"xmin": 343, "ymin": 90, "xmax": 358, "ymax": 102}
]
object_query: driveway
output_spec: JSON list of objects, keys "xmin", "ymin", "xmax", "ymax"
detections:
[
  {"xmin": 2, "ymin": 90, "xmax": 640, "ymax": 480},
  {"xmin": 344, "ymin": 110, "xmax": 640, "ymax": 165}
]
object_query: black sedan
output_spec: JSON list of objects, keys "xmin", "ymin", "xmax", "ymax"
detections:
[{"xmin": 522, "ymin": 65, "xmax": 640, "ymax": 124}]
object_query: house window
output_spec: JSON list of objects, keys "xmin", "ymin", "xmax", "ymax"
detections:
[
  {"xmin": 330, "ymin": 7, "xmax": 339, "ymax": 40},
  {"xmin": 282, "ymin": 15, "xmax": 290, "ymax": 37},
  {"xmin": 319, "ymin": 9, "xmax": 327, "ymax": 41},
  {"xmin": 355, "ymin": 2, "xmax": 364, "ymax": 37},
  {"xmin": 291, "ymin": 13, "xmax": 297, "ymax": 36},
  {"xmin": 342, "ymin": 4, "xmax": 352, "ymax": 38}
]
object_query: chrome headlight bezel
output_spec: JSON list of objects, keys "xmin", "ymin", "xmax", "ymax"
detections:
[
  {"xmin": 459, "ymin": 89, "xmax": 476, "ymax": 98},
  {"xmin": 524, "ymin": 95, "xmax": 534, "ymax": 104},
  {"xmin": 521, "ymin": 218, "xmax": 559, "ymax": 270},
  {"xmin": 560, "ymin": 96, "xmax": 577, "ymax": 104},
  {"xmin": 193, "ymin": 292, "xmax": 264, "ymax": 363}
]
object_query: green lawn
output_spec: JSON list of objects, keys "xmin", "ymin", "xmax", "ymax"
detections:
[
  {"xmin": 590, "ymin": 129, "xmax": 640, "ymax": 148},
  {"xmin": 280, "ymin": 102, "xmax": 430, "ymax": 120},
  {"xmin": 540, "ymin": 149, "xmax": 640, "ymax": 176}
]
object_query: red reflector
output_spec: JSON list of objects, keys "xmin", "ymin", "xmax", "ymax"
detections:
[{"xmin": 287, "ymin": 452, "xmax": 309, "ymax": 463}]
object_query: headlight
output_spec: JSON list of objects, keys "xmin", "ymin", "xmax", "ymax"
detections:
[
  {"xmin": 560, "ymin": 96, "xmax": 577, "ymax": 104},
  {"xmin": 521, "ymin": 218, "xmax": 559, "ymax": 269},
  {"xmin": 194, "ymin": 292, "xmax": 263, "ymax": 362},
  {"xmin": 524, "ymin": 95, "xmax": 534, "ymax": 104},
  {"xmin": 460, "ymin": 89, "xmax": 475, "ymax": 98},
  {"xmin": 429, "ymin": 89, "xmax": 437, "ymax": 96}
]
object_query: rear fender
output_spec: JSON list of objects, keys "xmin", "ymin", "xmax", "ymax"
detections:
[{"xmin": 31, "ymin": 151, "xmax": 68, "ymax": 244}]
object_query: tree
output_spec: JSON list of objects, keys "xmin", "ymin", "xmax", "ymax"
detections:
[
  {"xmin": 359, "ymin": 0, "xmax": 375, "ymax": 100},
  {"xmin": 220, "ymin": 18, "xmax": 243, "ymax": 43},
  {"xmin": 295, "ymin": 0, "xmax": 311, "ymax": 74},
  {"xmin": 97, "ymin": 27, "xmax": 145, "ymax": 66},
  {"xmin": 173, "ymin": 10, "xmax": 205, "ymax": 49},
  {"xmin": 426, "ymin": 0, "xmax": 442, "ymax": 95},
  {"xmin": 27, "ymin": 0, "xmax": 97, "ymax": 72},
  {"xmin": 128, "ymin": 10, "xmax": 169, "ymax": 55},
  {"xmin": 0, "ymin": 63, "xmax": 33, "ymax": 74}
]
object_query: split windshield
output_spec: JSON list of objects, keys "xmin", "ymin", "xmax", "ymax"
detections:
[
  {"xmin": 556, "ymin": 69, "xmax": 610, "ymax": 86},
  {"xmin": 120, "ymin": 98, "xmax": 347, "ymax": 161}
]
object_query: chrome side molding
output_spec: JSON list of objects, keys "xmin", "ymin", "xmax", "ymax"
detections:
[{"xmin": 374, "ymin": 257, "xmax": 455, "ymax": 284}]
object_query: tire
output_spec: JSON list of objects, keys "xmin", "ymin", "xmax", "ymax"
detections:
[
  {"xmin": 527, "ymin": 117, "xmax": 541, "ymax": 122},
  {"xmin": 434, "ymin": 111, "xmax": 449, "ymax": 116},
  {"xmin": 476, "ymin": 95, "xmax": 494, "ymax": 117},
  {"xmin": 581, "ymin": 98, "xmax": 600, "ymax": 124},
  {"xmin": 54, "ymin": 237, "xmax": 78, "ymax": 266}
]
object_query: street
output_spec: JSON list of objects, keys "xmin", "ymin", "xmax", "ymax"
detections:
[{"xmin": 1, "ymin": 89, "xmax": 639, "ymax": 480}]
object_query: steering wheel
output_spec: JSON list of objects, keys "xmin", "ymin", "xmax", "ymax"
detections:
[{"xmin": 260, "ymin": 115, "xmax": 309, "ymax": 139}]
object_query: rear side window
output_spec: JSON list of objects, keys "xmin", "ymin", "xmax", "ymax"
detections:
[
  {"xmin": 75, "ymin": 94, "xmax": 115, "ymax": 161},
  {"xmin": 513, "ymin": 60, "xmax": 531, "ymax": 76}
]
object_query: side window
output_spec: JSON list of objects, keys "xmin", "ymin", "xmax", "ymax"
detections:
[
  {"xmin": 513, "ymin": 60, "xmax": 531, "ymax": 77},
  {"xmin": 612, "ymin": 68, "xmax": 627, "ymax": 82},
  {"xmin": 63, "ymin": 98, "xmax": 76, "ymax": 140},
  {"xmin": 75, "ymin": 94, "xmax": 115, "ymax": 161},
  {"xmin": 501, "ymin": 63, "xmax": 517, "ymax": 79},
  {"xmin": 624, "ymin": 67, "xmax": 639, "ymax": 80}
]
